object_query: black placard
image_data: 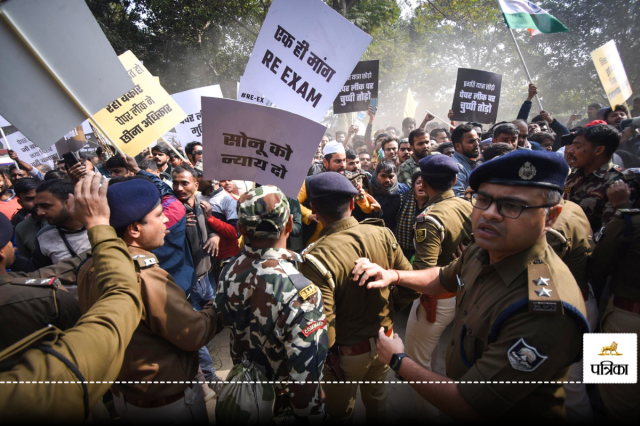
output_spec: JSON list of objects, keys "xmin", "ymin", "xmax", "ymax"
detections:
[
  {"xmin": 450, "ymin": 68, "xmax": 502, "ymax": 124},
  {"xmin": 333, "ymin": 60, "xmax": 379, "ymax": 114}
]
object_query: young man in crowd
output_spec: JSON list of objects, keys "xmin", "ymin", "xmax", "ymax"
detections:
[
  {"xmin": 151, "ymin": 142, "xmax": 173, "ymax": 182},
  {"xmin": 603, "ymin": 105, "xmax": 629, "ymax": 130},
  {"xmin": 10, "ymin": 177, "xmax": 39, "ymax": 228},
  {"xmin": 564, "ymin": 124, "xmax": 624, "ymax": 233},
  {"xmin": 567, "ymin": 102, "xmax": 602, "ymax": 128},
  {"xmin": 105, "ymin": 155, "xmax": 136, "ymax": 178},
  {"xmin": 218, "ymin": 179, "xmax": 238, "ymax": 200},
  {"xmin": 398, "ymin": 138, "xmax": 413, "ymax": 164},
  {"xmin": 78, "ymin": 178, "xmax": 217, "ymax": 423},
  {"xmin": 185, "ymin": 142, "xmax": 203, "ymax": 165},
  {"xmin": 381, "ymin": 137, "xmax": 400, "ymax": 166},
  {"xmin": 398, "ymin": 129, "xmax": 430, "ymax": 187},
  {"xmin": 492, "ymin": 123, "xmax": 519, "ymax": 149},
  {"xmin": 451, "ymin": 123, "xmax": 480, "ymax": 198},
  {"xmin": 402, "ymin": 117, "xmax": 417, "ymax": 138},
  {"xmin": 430, "ymin": 128, "xmax": 450, "ymax": 145},
  {"xmin": 359, "ymin": 151, "xmax": 372, "ymax": 172},
  {"xmin": 0, "ymin": 169, "xmax": 20, "ymax": 220},
  {"xmin": 436, "ymin": 142, "xmax": 455, "ymax": 157}
]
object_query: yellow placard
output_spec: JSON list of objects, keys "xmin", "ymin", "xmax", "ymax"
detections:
[
  {"xmin": 404, "ymin": 88, "xmax": 416, "ymax": 120},
  {"xmin": 591, "ymin": 40, "xmax": 633, "ymax": 107},
  {"xmin": 92, "ymin": 51, "xmax": 186, "ymax": 156}
]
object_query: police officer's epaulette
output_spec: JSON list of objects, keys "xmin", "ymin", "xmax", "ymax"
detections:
[
  {"xmin": 359, "ymin": 218, "xmax": 386, "ymax": 227},
  {"xmin": 546, "ymin": 228, "xmax": 569, "ymax": 257},
  {"xmin": 615, "ymin": 208, "xmax": 640, "ymax": 217},
  {"xmin": 131, "ymin": 254, "xmax": 158, "ymax": 270},
  {"xmin": 7, "ymin": 277, "xmax": 61, "ymax": 289},
  {"xmin": 415, "ymin": 206, "xmax": 433, "ymax": 223},
  {"xmin": 527, "ymin": 260, "xmax": 563, "ymax": 315},
  {"xmin": 302, "ymin": 253, "xmax": 336, "ymax": 291},
  {"xmin": 278, "ymin": 259, "xmax": 318, "ymax": 301}
]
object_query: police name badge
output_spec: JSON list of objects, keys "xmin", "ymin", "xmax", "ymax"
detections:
[{"xmin": 507, "ymin": 338, "xmax": 548, "ymax": 372}]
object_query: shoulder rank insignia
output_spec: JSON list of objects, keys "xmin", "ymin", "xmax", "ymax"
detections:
[
  {"xmin": 11, "ymin": 277, "xmax": 61, "ymax": 289},
  {"xmin": 299, "ymin": 284, "xmax": 318, "ymax": 300},
  {"xmin": 507, "ymin": 338, "xmax": 548, "ymax": 372},
  {"xmin": 131, "ymin": 254, "xmax": 158, "ymax": 269},
  {"xmin": 416, "ymin": 228, "xmax": 427, "ymax": 243},
  {"xmin": 527, "ymin": 261, "xmax": 563, "ymax": 315}
]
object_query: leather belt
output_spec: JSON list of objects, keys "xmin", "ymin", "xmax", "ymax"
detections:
[
  {"xmin": 338, "ymin": 327, "xmax": 393, "ymax": 357},
  {"xmin": 112, "ymin": 388, "xmax": 185, "ymax": 409},
  {"xmin": 613, "ymin": 295, "xmax": 640, "ymax": 315}
]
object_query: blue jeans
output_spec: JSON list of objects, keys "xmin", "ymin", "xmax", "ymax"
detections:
[{"xmin": 189, "ymin": 275, "xmax": 216, "ymax": 380}]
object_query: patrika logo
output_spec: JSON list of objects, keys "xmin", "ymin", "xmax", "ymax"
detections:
[
  {"xmin": 599, "ymin": 341, "xmax": 622, "ymax": 356},
  {"xmin": 583, "ymin": 334, "xmax": 637, "ymax": 384}
]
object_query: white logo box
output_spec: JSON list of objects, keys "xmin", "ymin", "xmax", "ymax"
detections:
[{"xmin": 583, "ymin": 333, "xmax": 637, "ymax": 384}]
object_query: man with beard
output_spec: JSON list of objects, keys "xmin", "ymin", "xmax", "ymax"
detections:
[
  {"xmin": 567, "ymin": 103, "xmax": 602, "ymax": 128},
  {"xmin": 13, "ymin": 178, "xmax": 45, "ymax": 258},
  {"xmin": 27, "ymin": 179, "xmax": 90, "ymax": 270},
  {"xmin": 370, "ymin": 160, "xmax": 410, "ymax": 231},
  {"xmin": 564, "ymin": 124, "xmax": 624, "ymax": 233},
  {"xmin": 298, "ymin": 141, "xmax": 346, "ymax": 246},
  {"xmin": 381, "ymin": 137, "xmax": 400, "ymax": 167},
  {"xmin": 451, "ymin": 124, "xmax": 480, "ymax": 197},
  {"xmin": 151, "ymin": 143, "xmax": 173, "ymax": 183},
  {"xmin": 398, "ymin": 139, "xmax": 413, "ymax": 164},
  {"xmin": 603, "ymin": 105, "xmax": 629, "ymax": 130},
  {"xmin": 398, "ymin": 129, "xmax": 430, "ymax": 186},
  {"xmin": 359, "ymin": 152, "xmax": 372, "ymax": 172}
]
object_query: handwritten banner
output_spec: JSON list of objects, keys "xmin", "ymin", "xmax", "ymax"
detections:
[
  {"xmin": 201, "ymin": 97, "xmax": 326, "ymax": 198},
  {"xmin": 333, "ymin": 60, "xmax": 379, "ymax": 114},
  {"xmin": 450, "ymin": 68, "xmax": 502, "ymax": 124},
  {"xmin": 591, "ymin": 40, "xmax": 633, "ymax": 107},
  {"xmin": 171, "ymin": 85, "xmax": 223, "ymax": 147},
  {"xmin": 92, "ymin": 50, "xmax": 187, "ymax": 157},
  {"xmin": 241, "ymin": 0, "xmax": 371, "ymax": 123},
  {"xmin": 5, "ymin": 131, "xmax": 59, "ymax": 168}
]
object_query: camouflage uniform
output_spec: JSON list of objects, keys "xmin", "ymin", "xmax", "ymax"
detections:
[
  {"xmin": 563, "ymin": 159, "xmax": 624, "ymax": 233},
  {"xmin": 215, "ymin": 186, "xmax": 328, "ymax": 422}
]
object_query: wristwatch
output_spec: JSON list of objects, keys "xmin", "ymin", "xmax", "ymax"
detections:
[{"xmin": 389, "ymin": 353, "xmax": 409, "ymax": 374}]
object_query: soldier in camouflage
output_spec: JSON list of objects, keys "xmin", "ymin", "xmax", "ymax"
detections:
[
  {"xmin": 215, "ymin": 185, "xmax": 328, "ymax": 422},
  {"xmin": 563, "ymin": 124, "xmax": 624, "ymax": 233}
]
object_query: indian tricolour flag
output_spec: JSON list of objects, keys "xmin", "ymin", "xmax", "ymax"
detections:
[{"xmin": 498, "ymin": 0, "xmax": 569, "ymax": 36}]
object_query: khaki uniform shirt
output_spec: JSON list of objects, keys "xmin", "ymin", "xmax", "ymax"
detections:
[
  {"xmin": 546, "ymin": 199, "xmax": 592, "ymax": 293},
  {"xmin": 413, "ymin": 190, "xmax": 473, "ymax": 270},
  {"xmin": 588, "ymin": 208, "xmax": 640, "ymax": 302},
  {"xmin": 299, "ymin": 217, "xmax": 416, "ymax": 347},
  {"xmin": 0, "ymin": 275, "xmax": 80, "ymax": 351},
  {"xmin": 78, "ymin": 246, "xmax": 218, "ymax": 402},
  {"xmin": 439, "ymin": 237, "xmax": 588, "ymax": 420},
  {"xmin": 0, "ymin": 226, "xmax": 144, "ymax": 422}
]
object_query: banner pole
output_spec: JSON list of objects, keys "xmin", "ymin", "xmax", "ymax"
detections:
[
  {"xmin": 162, "ymin": 140, "xmax": 189, "ymax": 164},
  {"xmin": 0, "ymin": 9, "xmax": 125, "ymax": 156},
  {"xmin": 424, "ymin": 110, "xmax": 456, "ymax": 130},
  {"xmin": 508, "ymin": 29, "xmax": 543, "ymax": 110}
]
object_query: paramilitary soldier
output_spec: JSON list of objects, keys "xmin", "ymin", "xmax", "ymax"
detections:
[
  {"xmin": 352, "ymin": 150, "xmax": 590, "ymax": 422},
  {"xmin": 0, "ymin": 172, "xmax": 145, "ymax": 422},
  {"xmin": 404, "ymin": 154, "xmax": 472, "ymax": 421},
  {"xmin": 588, "ymin": 177, "xmax": 640, "ymax": 423},
  {"xmin": 78, "ymin": 178, "xmax": 218, "ymax": 424},
  {"xmin": 298, "ymin": 172, "xmax": 417, "ymax": 424},
  {"xmin": 214, "ymin": 185, "xmax": 328, "ymax": 423}
]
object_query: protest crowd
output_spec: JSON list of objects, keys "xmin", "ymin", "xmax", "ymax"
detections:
[{"xmin": 0, "ymin": 0, "xmax": 639, "ymax": 424}]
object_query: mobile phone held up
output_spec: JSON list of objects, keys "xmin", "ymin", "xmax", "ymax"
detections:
[
  {"xmin": 370, "ymin": 98, "xmax": 378, "ymax": 113},
  {"xmin": 62, "ymin": 152, "xmax": 81, "ymax": 173}
]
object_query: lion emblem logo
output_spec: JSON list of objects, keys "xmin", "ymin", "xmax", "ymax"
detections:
[{"xmin": 599, "ymin": 341, "xmax": 622, "ymax": 356}]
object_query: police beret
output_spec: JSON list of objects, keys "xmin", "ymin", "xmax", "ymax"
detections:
[
  {"xmin": 307, "ymin": 172, "xmax": 359, "ymax": 199},
  {"xmin": 418, "ymin": 154, "xmax": 459, "ymax": 176},
  {"xmin": 469, "ymin": 149, "xmax": 569, "ymax": 193},
  {"xmin": 0, "ymin": 213, "xmax": 12, "ymax": 248},
  {"xmin": 107, "ymin": 179, "xmax": 161, "ymax": 230}
]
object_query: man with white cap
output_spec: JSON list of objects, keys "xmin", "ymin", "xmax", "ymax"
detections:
[{"xmin": 298, "ymin": 141, "xmax": 346, "ymax": 246}]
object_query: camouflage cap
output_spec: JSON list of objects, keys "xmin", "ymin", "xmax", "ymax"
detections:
[{"xmin": 238, "ymin": 185, "xmax": 290, "ymax": 239}]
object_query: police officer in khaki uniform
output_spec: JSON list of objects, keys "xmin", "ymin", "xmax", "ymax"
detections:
[
  {"xmin": 78, "ymin": 178, "xmax": 218, "ymax": 424},
  {"xmin": 588, "ymin": 178, "xmax": 640, "ymax": 423},
  {"xmin": 0, "ymin": 213, "xmax": 81, "ymax": 350},
  {"xmin": 404, "ymin": 154, "xmax": 472, "ymax": 421},
  {"xmin": 298, "ymin": 172, "xmax": 417, "ymax": 424},
  {"xmin": 352, "ymin": 150, "xmax": 589, "ymax": 422},
  {"xmin": 0, "ymin": 172, "xmax": 145, "ymax": 422}
]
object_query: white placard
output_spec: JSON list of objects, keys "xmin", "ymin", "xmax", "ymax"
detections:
[
  {"xmin": 238, "ymin": 76, "xmax": 274, "ymax": 107},
  {"xmin": 5, "ymin": 131, "xmax": 59, "ymax": 168},
  {"xmin": 241, "ymin": 0, "xmax": 371, "ymax": 123},
  {"xmin": 201, "ymin": 97, "xmax": 326, "ymax": 198},
  {"xmin": 171, "ymin": 85, "xmax": 223, "ymax": 147}
]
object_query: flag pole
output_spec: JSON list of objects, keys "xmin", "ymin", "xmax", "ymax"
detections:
[{"xmin": 508, "ymin": 28, "xmax": 543, "ymax": 110}]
